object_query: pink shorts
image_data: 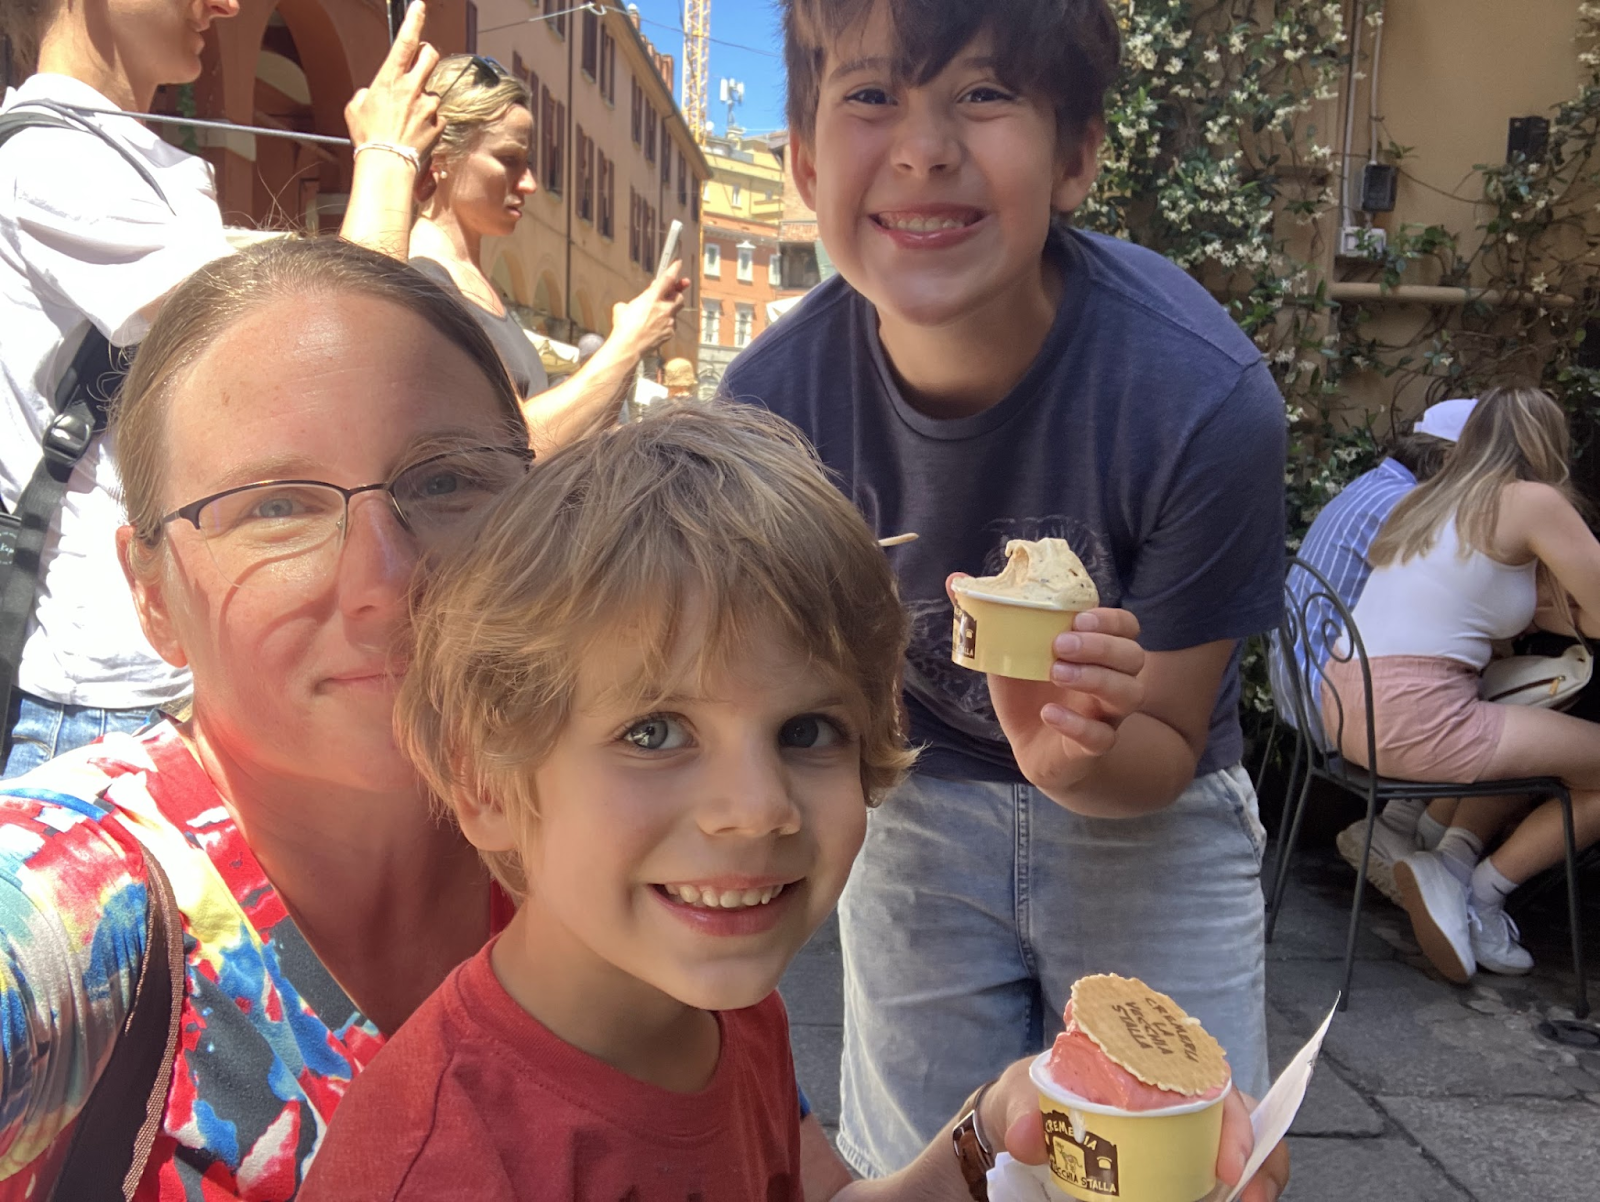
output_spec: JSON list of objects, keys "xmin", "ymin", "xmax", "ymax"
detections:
[{"xmin": 1321, "ymin": 655, "xmax": 1506, "ymax": 783}]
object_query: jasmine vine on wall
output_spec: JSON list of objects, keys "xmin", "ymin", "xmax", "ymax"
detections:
[{"xmin": 1077, "ymin": 1, "xmax": 1600, "ymax": 731}]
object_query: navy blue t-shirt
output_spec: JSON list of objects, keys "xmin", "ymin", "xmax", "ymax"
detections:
[{"xmin": 722, "ymin": 227, "xmax": 1286, "ymax": 783}]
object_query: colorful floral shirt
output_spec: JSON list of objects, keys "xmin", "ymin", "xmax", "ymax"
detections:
[{"xmin": 0, "ymin": 722, "xmax": 506, "ymax": 1200}]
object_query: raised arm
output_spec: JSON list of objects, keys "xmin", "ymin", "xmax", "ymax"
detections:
[
  {"xmin": 0, "ymin": 794, "xmax": 149, "ymax": 1181},
  {"xmin": 519, "ymin": 267, "xmax": 691, "ymax": 454},
  {"xmin": 339, "ymin": 2, "xmax": 443, "ymax": 258}
]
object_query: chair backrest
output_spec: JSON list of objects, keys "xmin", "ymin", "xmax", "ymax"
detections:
[{"xmin": 1274, "ymin": 556, "xmax": 1378, "ymax": 774}]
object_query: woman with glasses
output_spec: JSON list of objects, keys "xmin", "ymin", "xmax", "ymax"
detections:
[
  {"xmin": 0, "ymin": 237, "xmax": 532, "ymax": 1199},
  {"xmin": 1, "ymin": 0, "xmax": 445, "ymax": 775},
  {"xmin": 410, "ymin": 54, "xmax": 689, "ymax": 449}
]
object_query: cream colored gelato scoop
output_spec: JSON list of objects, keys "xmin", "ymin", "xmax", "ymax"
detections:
[{"xmin": 956, "ymin": 538, "xmax": 1099, "ymax": 610}]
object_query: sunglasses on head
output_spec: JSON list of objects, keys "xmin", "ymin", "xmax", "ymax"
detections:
[{"xmin": 440, "ymin": 55, "xmax": 513, "ymax": 100}]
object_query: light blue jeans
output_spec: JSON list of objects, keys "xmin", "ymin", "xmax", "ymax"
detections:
[
  {"xmin": 3, "ymin": 690, "xmax": 164, "ymax": 779},
  {"xmin": 835, "ymin": 766, "xmax": 1270, "ymax": 1177}
]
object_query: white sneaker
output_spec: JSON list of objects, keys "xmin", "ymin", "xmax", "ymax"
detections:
[
  {"xmin": 1393, "ymin": 852, "xmax": 1476, "ymax": 983},
  {"xmin": 1336, "ymin": 819, "xmax": 1416, "ymax": 907},
  {"xmin": 1469, "ymin": 906, "xmax": 1534, "ymax": 975}
]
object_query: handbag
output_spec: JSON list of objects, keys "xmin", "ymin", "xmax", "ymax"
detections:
[{"xmin": 1480, "ymin": 640, "xmax": 1592, "ymax": 710}]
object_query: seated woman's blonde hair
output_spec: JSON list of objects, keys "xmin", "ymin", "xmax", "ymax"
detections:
[{"xmin": 397, "ymin": 404, "xmax": 915, "ymax": 900}]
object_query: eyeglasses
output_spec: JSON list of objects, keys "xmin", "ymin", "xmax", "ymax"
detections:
[{"xmin": 160, "ymin": 446, "xmax": 533, "ymax": 590}]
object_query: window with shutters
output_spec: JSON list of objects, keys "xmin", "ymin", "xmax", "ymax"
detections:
[
  {"xmin": 599, "ymin": 28, "xmax": 616, "ymax": 103},
  {"xmin": 734, "ymin": 304, "xmax": 754, "ymax": 348},
  {"xmin": 703, "ymin": 242, "xmax": 720, "ymax": 278},
  {"xmin": 645, "ymin": 107, "xmax": 657, "ymax": 165},
  {"xmin": 702, "ymin": 301, "xmax": 721, "ymax": 345},
  {"xmin": 465, "ymin": 1, "xmax": 478, "ymax": 51},
  {"xmin": 576, "ymin": 129, "xmax": 594, "ymax": 222},
  {"xmin": 581, "ymin": 8, "xmax": 599, "ymax": 78},
  {"xmin": 629, "ymin": 189, "xmax": 640, "ymax": 263},
  {"xmin": 631, "ymin": 77, "xmax": 641, "ymax": 144},
  {"xmin": 598, "ymin": 154, "xmax": 615, "ymax": 238},
  {"xmin": 768, "ymin": 254, "xmax": 781, "ymax": 287},
  {"xmin": 540, "ymin": 89, "xmax": 564, "ymax": 195},
  {"xmin": 677, "ymin": 151, "xmax": 687, "ymax": 206},
  {"xmin": 643, "ymin": 205, "xmax": 658, "ymax": 273},
  {"xmin": 736, "ymin": 243, "xmax": 754, "ymax": 283},
  {"xmin": 543, "ymin": 0, "xmax": 566, "ymax": 38}
]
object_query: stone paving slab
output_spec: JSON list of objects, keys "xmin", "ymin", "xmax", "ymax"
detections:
[
  {"xmin": 1267, "ymin": 957, "xmax": 1583, "ymax": 1100},
  {"xmin": 1378, "ymin": 1096, "xmax": 1600, "ymax": 1202},
  {"xmin": 789, "ymin": 1021, "xmax": 843, "ymax": 1126},
  {"xmin": 1267, "ymin": 1017, "xmax": 1384, "ymax": 1137},
  {"xmin": 1281, "ymin": 1136, "xmax": 1471, "ymax": 1202}
]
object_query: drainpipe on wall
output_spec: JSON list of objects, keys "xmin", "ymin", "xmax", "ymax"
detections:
[{"xmin": 564, "ymin": 17, "xmax": 575, "ymax": 342}]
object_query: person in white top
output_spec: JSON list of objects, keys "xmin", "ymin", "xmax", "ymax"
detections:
[
  {"xmin": 0, "ymin": 0, "xmax": 444, "ymax": 775},
  {"xmin": 1322, "ymin": 386, "xmax": 1600, "ymax": 982}
]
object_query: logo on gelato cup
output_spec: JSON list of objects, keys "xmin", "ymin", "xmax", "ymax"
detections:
[
  {"xmin": 1045, "ymin": 1110, "xmax": 1120, "ymax": 1196},
  {"xmin": 953, "ymin": 603, "xmax": 977, "ymax": 660}
]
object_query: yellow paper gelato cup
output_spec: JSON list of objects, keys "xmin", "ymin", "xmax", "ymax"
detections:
[
  {"xmin": 950, "ymin": 585, "xmax": 1080, "ymax": 681},
  {"xmin": 1029, "ymin": 1054, "xmax": 1228, "ymax": 1202}
]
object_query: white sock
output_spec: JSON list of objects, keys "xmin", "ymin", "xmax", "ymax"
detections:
[
  {"xmin": 1470, "ymin": 858, "xmax": 1518, "ymax": 914},
  {"xmin": 1378, "ymin": 798, "xmax": 1426, "ymax": 839},
  {"xmin": 1416, "ymin": 810, "xmax": 1449, "ymax": 850},
  {"xmin": 1434, "ymin": 827, "xmax": 1483, "ymax": 886}
]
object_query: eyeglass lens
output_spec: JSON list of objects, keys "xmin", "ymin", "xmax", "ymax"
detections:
[{"xmin": 190, "ymin": 448, "xmax": 529, "ymax": 589}]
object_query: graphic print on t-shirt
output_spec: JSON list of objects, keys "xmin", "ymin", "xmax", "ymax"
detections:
[{"xmin": 902, "ymin": 516, "xmax": 1117, "ymax": 746}]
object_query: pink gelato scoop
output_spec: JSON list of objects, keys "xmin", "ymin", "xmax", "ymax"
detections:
[{"xmin": 1047, "ymin": 1002, "xmax": 1229, "ymax": 1111}]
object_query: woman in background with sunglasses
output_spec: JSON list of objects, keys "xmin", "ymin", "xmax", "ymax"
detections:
[{"xmin": 410, "ymin": 55, "xmax": 689, "ymax": 450}]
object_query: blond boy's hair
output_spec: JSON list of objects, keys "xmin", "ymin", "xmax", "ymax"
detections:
[{"xmin": 397, "ymin": 404, "xmax": 914, "ymax": 899}]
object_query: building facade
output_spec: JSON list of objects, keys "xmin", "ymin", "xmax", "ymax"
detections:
[
  {"xmin": 696, "ymin": 132, "xmax": 785, "ymax": 394},
  {"xmin": 25, "ymin": 0, "xmax": 709, "ymax": 367},
  {"xmin": 466, "ymin": 0, "xmax": 708, "ymax": 365}
]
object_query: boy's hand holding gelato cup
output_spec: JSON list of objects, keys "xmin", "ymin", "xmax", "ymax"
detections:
[
  {"xmin": 951, "ymin": 538, "xmax": 1099, "ymax": 681},
  {"xmin": 1030, "ymin": 974, "xmax": 1232, "ymax": 1202}
]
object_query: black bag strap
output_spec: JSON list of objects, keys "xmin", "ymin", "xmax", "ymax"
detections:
[
  {"xmin": 49, "ymin": 838, "xmax": 186, "ymax": 1201},
  {"xmin": 0, "ymin": 105, "xmax": 164, "ymax": 753},
  {"xmin": 0, "ymin": 326, "xmax": 122, "ymax": 752}
]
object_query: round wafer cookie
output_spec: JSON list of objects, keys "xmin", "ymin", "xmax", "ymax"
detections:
[{"xmin": 1069, "ymin": 974, "xmax": 1230, "ymax": 1097}]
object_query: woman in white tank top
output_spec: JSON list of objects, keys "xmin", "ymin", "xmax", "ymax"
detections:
[{"xmin": 1321, "ymin": 387, "xmax": 1600, "ymax": 985}]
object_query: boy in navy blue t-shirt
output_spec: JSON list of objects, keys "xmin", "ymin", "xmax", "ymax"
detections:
[{"xmin": 723, "ymin": 0, "xmax": 1285, "ymax": 1177}]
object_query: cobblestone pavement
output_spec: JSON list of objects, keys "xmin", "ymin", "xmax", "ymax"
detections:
[{"xmin": 781, "ymin": 843, "xmax": 1600, "ymax": 1201}]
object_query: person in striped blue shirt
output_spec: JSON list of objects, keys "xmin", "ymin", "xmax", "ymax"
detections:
[{"xmin": 1270, "ymin": 398, "xmax": 1476, "ymax": 898}]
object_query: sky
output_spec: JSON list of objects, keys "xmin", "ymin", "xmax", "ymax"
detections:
[{"xmin": 628, "ymin": 1, "xmax": 789, "ymax": 136}]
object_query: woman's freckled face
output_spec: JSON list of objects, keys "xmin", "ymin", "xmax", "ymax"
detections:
[{"xmin": 146, "ymin": 292, "xmax": 514, "ymax": 791}]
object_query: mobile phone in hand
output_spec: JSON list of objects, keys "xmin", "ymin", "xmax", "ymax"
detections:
[
  {"xmin": 655, "ymin": 219, "xmax": 683, "ymax": 286},
  {"xmin": 388, "ymin": 0, "xmax": 409, "ymax": 42}
]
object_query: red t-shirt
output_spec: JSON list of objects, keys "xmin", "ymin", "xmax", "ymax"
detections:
[{"xmin": 297, "ymin": 941, "xmax": 802, "ymax": 1201}]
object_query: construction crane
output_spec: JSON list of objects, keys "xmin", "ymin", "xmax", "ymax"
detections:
[{"xmin": 682, "ymin": 0, "xmax": 711, "ymax": 143}]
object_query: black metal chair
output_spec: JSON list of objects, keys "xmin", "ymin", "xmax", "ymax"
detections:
[{"xmin": 1263, "ymin": 556, "xmax": 1589, "ymax": 1018}]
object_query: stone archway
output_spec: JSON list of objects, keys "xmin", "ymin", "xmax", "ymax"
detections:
[
  {"xmin": 532, "ymin": 271, "xmax": 563, "ymax": 337},
  {"xmin": 490, "ymin": 252, "xmax": 528, "ymax": 307},
  {"xmin": 195, "ymin": 0, "xmax": 378, "ymax": 226}
]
